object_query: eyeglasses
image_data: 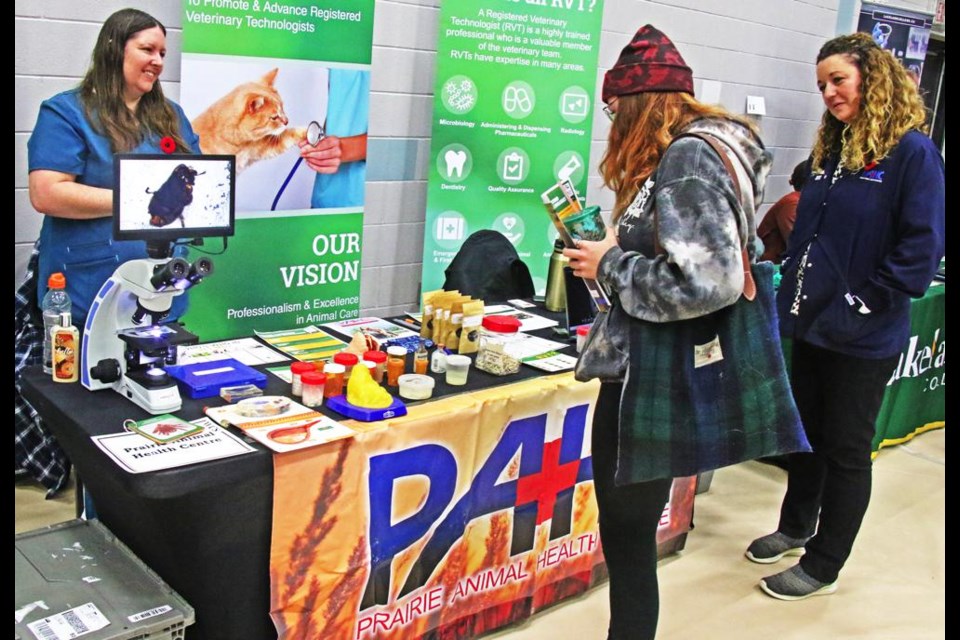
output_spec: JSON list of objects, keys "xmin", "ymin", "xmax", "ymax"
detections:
[{"xmin": 602, "ymin": 104, "xmax": 616, "ymax": 121}]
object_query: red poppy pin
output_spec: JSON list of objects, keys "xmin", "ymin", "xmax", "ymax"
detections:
[
  {"xmin": 160, "ymin": 136, "xmax": 176, "ymax": 154},
  {"xmin": 863, "ymin": 161, "xmax": 878, "ymax": 171}
]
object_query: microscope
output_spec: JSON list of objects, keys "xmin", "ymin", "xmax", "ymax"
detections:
[
  {"xmin": 81, "ymin": 246, "xmax": 213, "ymax": 414},
  {"xmin": 81, "ymin": 152, "xmax": 236, "ymax": 414}
]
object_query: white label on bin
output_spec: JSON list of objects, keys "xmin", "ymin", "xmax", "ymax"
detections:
[
  {"xmin": 27, "ymin": 602, "xmax": 108, "ymax": 639},
  {"xmin": 128, "ymin": 605, "xmax": 172, "ymax": 622}
]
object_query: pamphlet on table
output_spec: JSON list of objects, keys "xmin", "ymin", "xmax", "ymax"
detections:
[
  {"xmin": 255, "ymin": 325, "xmax": 347, "ymax": 363},
  {"xmin": 177, "ymin": 337, "xmax": 289, "ymax": 366}
]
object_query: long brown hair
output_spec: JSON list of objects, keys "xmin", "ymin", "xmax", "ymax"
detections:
[
  {"xmin": 810, "ymin": 32, "xmax": 927, "ymax": 173},
  {"xmin": 78, "ymin": 8, "xmax": 190, "ymax": 153},
  {"xmin": 600, "ymin": 92, "xmax": 755, "ymax": 220}
]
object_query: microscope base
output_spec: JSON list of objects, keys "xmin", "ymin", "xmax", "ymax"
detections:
[{"xmin": 117, "ymin": 375, "xmax": 182, "ymax": 415}]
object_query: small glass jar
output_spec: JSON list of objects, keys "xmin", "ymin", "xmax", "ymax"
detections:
[
  {"xmin": 323, "ymin": 363, "xmax": 346, "ymax": 398},
  {"xmin": 431, "ymin": 344, "xmax": 447, "ymax": 373},
  {"xmin": 386, "ymin": 346, "xmax": 407, "ymax": 386},
  {"xmin": 301, "ymin": 371, "xmax": 327, "ymax": 408},
  {"xmin": 290, "ymin": 361, "xmax": 315, "ymax": 397},
  {"xmin": 333, "ymin": 352, "xmax": 359, "ymax": 380},
  {"xmin": 362, "ymin": 350, "xmax": 387, "ymax": 383}
]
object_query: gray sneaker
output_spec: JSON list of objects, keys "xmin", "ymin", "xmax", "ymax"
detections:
[
  {"xmin": 745, "ymin": 531, "xmax": 809, "ymax": 564},
  {"xmin": 759, "ymin": 564, "xmax": 838, "ymax": 601}
]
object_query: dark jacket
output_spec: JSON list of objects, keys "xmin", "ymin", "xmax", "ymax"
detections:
[{"xmin": 777, "ymin": 130, "xmax": 944, "ymax": 359}]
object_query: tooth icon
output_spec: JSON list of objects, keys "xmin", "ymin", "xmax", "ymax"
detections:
[{"xmin": 444, "ymin": 150, "xmax": 468, "ymax": 178}]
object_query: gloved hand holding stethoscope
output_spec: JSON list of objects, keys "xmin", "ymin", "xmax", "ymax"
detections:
[{"xmin": 272, "ymin": 121, "xmax": 343, "ymax": 210}]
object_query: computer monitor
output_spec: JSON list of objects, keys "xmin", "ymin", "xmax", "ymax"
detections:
[{"xmin": 113, "ymin": 154, "xmax": 235, "ymax": 252}]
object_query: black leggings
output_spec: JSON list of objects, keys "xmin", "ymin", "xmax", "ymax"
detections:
[{"xmin": 593, "ymin": 383, "xmax": 672, "ymax": 640}]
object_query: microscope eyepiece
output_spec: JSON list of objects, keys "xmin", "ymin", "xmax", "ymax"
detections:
[
  {"xmin": 187, "ymin": 257, "xmax": 214, "ymax": 285},
  {"xmin": 150, "ymin": 258, "xmax": 190, "ymax": 290}
]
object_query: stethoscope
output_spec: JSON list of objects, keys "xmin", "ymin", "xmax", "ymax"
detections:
[{"xmin": 271, "ymin": 120, "xmax": 325, "ymax": 211}]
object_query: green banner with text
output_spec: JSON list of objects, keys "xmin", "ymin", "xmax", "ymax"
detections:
[
  {"xmin": 179, "ymin": 0, "xmax": 374, "ymax": 340},
  {"xmin": 421, "ymin": 0, "xmax": 604, "ymax": 297}
]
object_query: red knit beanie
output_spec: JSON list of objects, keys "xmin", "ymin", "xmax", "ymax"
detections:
[{"xmin": 602, "ymin": 25, "xmax": 694, "ymax": 103}]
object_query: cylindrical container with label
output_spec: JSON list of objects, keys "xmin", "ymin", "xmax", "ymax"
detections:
[
  {"xmin": 51, "ymin": 312, "xmax": 80, "ymax": 383},
  {"xmin": 576, "ymin": 325, "xmax": 591, "ymax": 353},
  {"xmin": 301, "ymin": 371, "xmax": 327, "ymax": 408},
  {"xmin": 445, "ymin": 354, "xmax": 472, "ymax": 386},
  {"xmin": 323, "ymin": 363, "xmax": 346, "ymax": 398},
  {"xmin": 362, "ymin": 350, "xmax": 387, "ymax": 383},
  {"xmin": 290, "ymin": 361, "xmax": 315, "ymax": 397},
  {"xmin": 333, "ymin": 352, "xmax": 359, "ymax": 381},
  {"xmin": 544, "ymin": 239, "xmax": 569, "ymax": 312},
  {"xmin": 431, "ymin": 343, "xmax": 447, "ymax": 373},
  {"xmin": 386, "ymin": 346, "xmax": 407, "ymax": 386}
]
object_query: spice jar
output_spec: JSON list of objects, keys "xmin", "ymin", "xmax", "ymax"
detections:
[
  {"xmin": 301, "ymin": 371, "xmax": 327, "ymax": 408},
  {"xmin": 362, "ymin": 350, "xmax": 387, "ymax": 383},
  {"xmin": 333, "ymin": 352, "xmax": 359, "ymax": 380},
  {"xmin": 290, "ymin": 361, "xmax": 315, "ymax": 397},
  {"xmin": 323, "ymin": 363, "xmax": 346, "ymax": 398},
  {"xmin": 386, "ymin": 346, "xmax": 407, "ymax": 386}
]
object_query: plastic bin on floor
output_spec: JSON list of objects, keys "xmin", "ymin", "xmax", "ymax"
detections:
[{"xmin": 15, "ymin": 519, "xmax": 195, "ymax": 640}]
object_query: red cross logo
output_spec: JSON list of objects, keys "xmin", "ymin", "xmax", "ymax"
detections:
[{"xmin": 515, "ymin": 439, "xmax": 581, "ymax": 524}]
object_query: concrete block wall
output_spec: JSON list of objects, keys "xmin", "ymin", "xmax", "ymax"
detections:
[{"xmin": 17, "ymin": 0, "xmax": 862, "ymax": 318}]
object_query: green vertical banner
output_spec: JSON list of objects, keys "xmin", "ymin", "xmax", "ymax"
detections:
[
  {"xmin": 179, "ymin": 0, "xmax": 374, "ymax": 339},
  {"xmin": 421, "ymin": 0, "xmax": 604, "ymax": 297}
]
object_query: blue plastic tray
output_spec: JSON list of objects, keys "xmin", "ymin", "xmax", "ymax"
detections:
[
  {"xmin": 325, "ymin": 394, "xmax": 407, "ymax": 421},
  {"xmin": 165, "ymin": 358, "xmax": 267, "ymax": 399}
]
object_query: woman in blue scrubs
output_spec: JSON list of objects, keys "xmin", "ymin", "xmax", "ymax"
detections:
[{"xmin": 27, "ymin": 7, "xmax": 200, "ymax": 329}]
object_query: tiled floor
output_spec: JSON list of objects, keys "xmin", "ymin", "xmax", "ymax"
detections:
[{"xmin": 16, "ymin": 428, "xmax": 944, "ymax": 639}]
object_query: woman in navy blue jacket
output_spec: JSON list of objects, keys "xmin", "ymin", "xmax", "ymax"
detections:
[{"xmin": 746, "ymin": 32, "xmax": 944, "ymax": 600}]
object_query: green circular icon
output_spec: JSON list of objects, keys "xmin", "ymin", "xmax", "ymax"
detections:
[
  {"xmin": 552, "ymin": 151, "xmax": 586, "ymax": 185},
  {"xmin": 441, "ymin": 75, "xmax": 478, "ymax": 115},
  {"xmin": 493, "ymin": 212, "xmax": 525, "ymax": 245},
  {"xmin": 502, "ymin": 81, "xmax": 536, "ymax": 119},
  {"xmin": 558, "ymin": 86, "xmax": 591, "ymax": 124},
  {"xmin": 437, "ymin": 144, "xmax": 472, "ymax": 183},
  {"xmin": 496, "ymin": 147, "xmax": 531, "ymax": 185},
  {"xmin": 433, "ymin": 211, "xmax": 469, "ymax": 249}
]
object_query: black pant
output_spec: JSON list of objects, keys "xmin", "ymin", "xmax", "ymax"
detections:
[
  {"xmin": 778, "ymin": 341, "xmax": 898, "ymax": 583},
  {"xmin": 593, "ymin": 383, "xmax": 672, "ymax": 640}
]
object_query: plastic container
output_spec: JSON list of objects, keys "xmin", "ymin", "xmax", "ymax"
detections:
[
  {"xmin": 51, "ymin": 312, "xmax": 80, "ymax": 383},
  {"xmin": 576, "ymin": 325, "xmax": 591, "ymax": 353},
  {"xmin": 15, "ymin": 519, "xmax": 195, "ymax": 640},
  {"xmin": 290, "ymin": 361, "xmax": 315, "ymax": 397},
  {"xmin": 386, "ymin": 346, "xmax": 407, "ymax": 386},
  {"xmin": 363, "ymin": 350, "xmax": 387, "ymax": 383},
  {"xmin": 397, "ymin": 374, "xmax": 435, "ymax": 400},
  {"xmin": 431, "ymin": 344, "xmax": 448, "ymax": 373},
  {"xmin": 333, "ymin": 352, "xmax": 359, "ymax": 380},
  {"xmin": 301, "ymin": 371, "xmax": 327, "ymax": 408},
  {"xmin": 414, "ymin": 340, "xmax": 429, "ymax": 374},
  {"xmin": 323, "ymin": 363, "xmax": 346, "ymax": 398},
  {"xmin": 41, "ymin": 272, "xmax": 71, "ymax": 375},
  {"xmin": 445, "ymin": 354, "xmax": 472, "ymax": 386}
]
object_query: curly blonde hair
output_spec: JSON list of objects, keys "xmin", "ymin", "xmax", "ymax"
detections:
[
  {"xmin": 599, "ymin": 92, "xmax": 756, "ymax": 220},
  {"xmin": 811, "ymin": 32, "xmax": 927, "ymax": 173}
]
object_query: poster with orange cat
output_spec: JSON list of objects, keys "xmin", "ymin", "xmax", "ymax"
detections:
[{"xmin": 180, "ymin": 1, "xmax": 375, "ymax": 340}]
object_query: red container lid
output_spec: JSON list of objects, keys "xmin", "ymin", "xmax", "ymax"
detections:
[
  {"xmin": 301, "ymin": 371, "xmax": 327, "ymax": 385},
  {"xmin": 334, "ymin": 352, "xmax": 359, "ymax": 366},
  {"xmin": 363, "ymin": 350, "xmax": 387, "ymax": 363},
  {"xmin": 576, "ymin": 325, "xmax": 591, "ymax": 336},
  {"xmin": 291, "ymin": 361, "xmax": 315, "ymax": 374},
  {"xmin": 482, "ymin": 315, "xmax": 522, "ymax": 333}
]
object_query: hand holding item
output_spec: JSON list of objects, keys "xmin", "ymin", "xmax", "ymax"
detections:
[
  {"xmin": 298, "ymin": 135, "xmax": 343, "ymax": 174},
  {"xmin": 562, "ymin": 226, "xmax": 618, "ymax": 280}
]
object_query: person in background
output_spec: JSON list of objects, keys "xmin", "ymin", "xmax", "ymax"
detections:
[
  {"xmin": 757, "ymin": 159, "xmax": 809, "ymax": 263},
  {"xmin": 746, "ymin": 32, "xmax": 944, "ymax": 600},
  {"xmin": 565, "ymin": 25, "xmax": 771, "ymax": 639},
  {"xmin": 17, "ymin": 7, "xmax": 200, "ymax": 492},
  {"xmin": 27, "ymin": 7, "xmax": 200, "ymax": 329}
]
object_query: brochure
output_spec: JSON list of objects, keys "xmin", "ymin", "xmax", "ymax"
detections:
[
  {"xmin": 255, "ymin": 325, "xmax": 347, "ymax": 364},
  {"xmin": 126, "ymin": 414, "xmax": 203, "ymax": 444},
  {"xmin": 541, "ymin": 179, "xmax": 612, "ymax": 312},
  {"xmin": 521, "ymin": 351, "xmax": 579, "ymax": 372},
  {"xmin": 177, "ymin": 337, "xmax": 289, "ymax": 366}
]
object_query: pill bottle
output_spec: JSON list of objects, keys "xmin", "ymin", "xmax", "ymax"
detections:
[
  {"xmin": 290, "ymin": 361, "xmax": 315, "ymax": 397},
  {"xmin": 301, "ymin": 371, "xmax": 327, "ymax": 408},
  {"xmin": 323, "ymin": 363, "xmax": 346, "ymax": 398},
  {"xmin": 386, "ymin": 346, "xmax": 407, "ymax": 386},
  {"xmin": 333, "ymin": 352, "xmax": 359, "ymax": 381},
  {"xmin": 362, "ymin": 350, "xmax": 387, "ymax": 383},
  {"xmin": 576, "ymin": 325, "xmax": 591, "ymax": 353}
]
